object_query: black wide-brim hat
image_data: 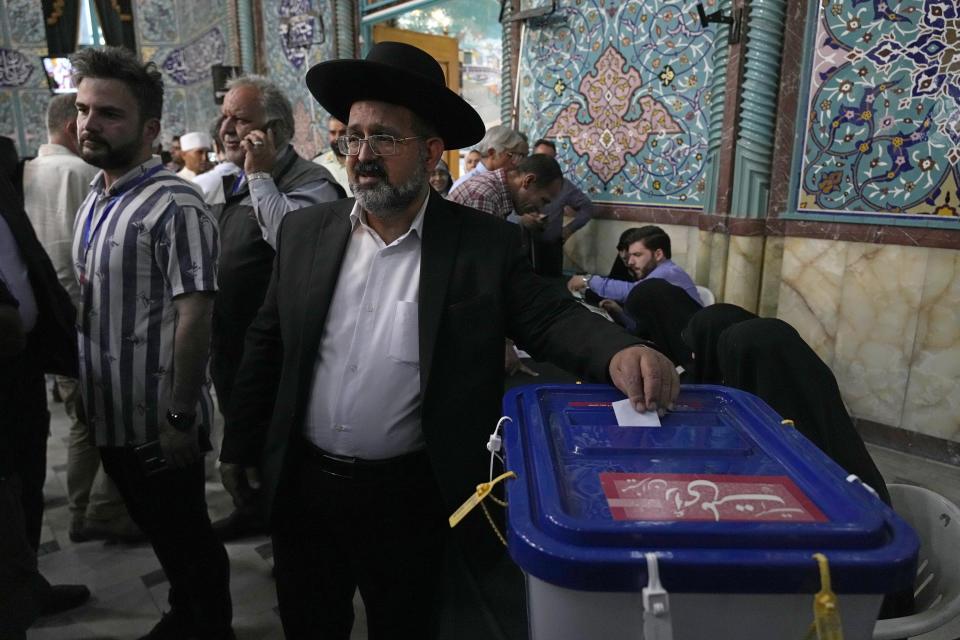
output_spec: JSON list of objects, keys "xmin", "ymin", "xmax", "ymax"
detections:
[{"xmin": 306, "ymin": 41, "xmax": 486, "ymax": 150}]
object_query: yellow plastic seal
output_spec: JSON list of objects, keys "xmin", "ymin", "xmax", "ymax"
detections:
[
  {"xmin": 448, "ymin": 471, "xmax": 516, "ymax": 528},
  {"xmin": 811, "ymin": 553, "xmax": 844, "ymax": 640}
]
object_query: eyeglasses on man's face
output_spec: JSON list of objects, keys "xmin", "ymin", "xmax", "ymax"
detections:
[{"xmin": 338, "ymin": 134, "xmax": 421, "ymax": 156}]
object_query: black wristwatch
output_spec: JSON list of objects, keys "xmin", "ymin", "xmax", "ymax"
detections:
[{"xmin": 165, "ymin": 408, "xmax": 196, "ymax": 432}]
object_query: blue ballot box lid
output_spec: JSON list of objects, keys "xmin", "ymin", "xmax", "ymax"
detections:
[{"xmin": 502, "ymin": 384, "xmax": 918, "ymax": 594}]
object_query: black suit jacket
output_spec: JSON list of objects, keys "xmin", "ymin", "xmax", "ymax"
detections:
[
  {"xmin": 0, "ymin": 177, "xmax": 78, "ymax": 380},
  {"xmin": 221, "ymin": 190, "xmax": 641, "ymax": 561},
  {"xmin": 1, "ymin": 176, "xmax": 78, "ymax": 475}
]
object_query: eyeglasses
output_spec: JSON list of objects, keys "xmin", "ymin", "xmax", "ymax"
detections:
[{"xmin": 338, "ymin": 134, "xmax": 421, "ymax": 156}]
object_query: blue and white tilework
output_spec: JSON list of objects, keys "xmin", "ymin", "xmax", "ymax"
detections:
[
  {"xmin": 263, "ymin": 0, "xmax": 337, "ymax": 160},
  {"xmin": 796, "ymin": 0, "xmax": 960, "ymax": 220},
  {"xmin": 0, "ymin": 0, "xmax": 49, "ymax": 156},
  {"xmin": 517, "ymin": 0, "xmax": 717, "ymax": 208},
  {"xmin": 136, "ymin": 0, "xmax": 237, "ymax": 148}
]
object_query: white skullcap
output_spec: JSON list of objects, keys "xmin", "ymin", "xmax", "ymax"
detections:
[{"xmin": 180, "ymin": 131, "xmax": 213, "ymax": 152}]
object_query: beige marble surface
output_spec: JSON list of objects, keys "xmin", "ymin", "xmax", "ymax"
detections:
[
  {"xmin": 723, "ymin": 235, "xmax": 764, "ymax": 312},
  {"xmin": 833, "ymin": 243, "xmax": 928, "ymax": 425},
  {"xmin": 777, "ymin": 236, "xmax": 846, "ymax": 366},
  {"xmin": 901, "ymin": 248, "xmax": 960, "ymax": 441},
  {"xmin": 778, "ymin": 237, "xmax": 960, "ymax": 442},
  {"xmin": 757, "ymin": 236, "xmax": 784, "ymax": 318},
  {"xmin": 707, "ymin": 231, "xmax": 730, "ymax": 300}
]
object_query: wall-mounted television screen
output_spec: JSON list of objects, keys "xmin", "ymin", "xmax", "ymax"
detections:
[{"xmin": 41, "ymin": 56, "xmax": 78, "ymax": 94}]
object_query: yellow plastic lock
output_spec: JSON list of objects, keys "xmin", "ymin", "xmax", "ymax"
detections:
[
  {"xmin": 812, "ymin": 553, "xmax": 844, "ymax": 640},
  {"xmin": 448, "ymin": 471, "xmax": 516, "ymax": 528}
]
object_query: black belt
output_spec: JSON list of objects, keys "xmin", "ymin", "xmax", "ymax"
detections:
[{"xmin": 301, "ymin": 439, "xmax": 430, "ymax": 480}]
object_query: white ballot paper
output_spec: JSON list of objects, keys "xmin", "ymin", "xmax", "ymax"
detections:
[{"xmin": 613, "ymin": 398, "xmax": 661, "ymax": 427}]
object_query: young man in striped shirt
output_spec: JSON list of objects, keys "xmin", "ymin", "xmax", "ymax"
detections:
[{"xmin": 70, "ymin": 46, "xmax": 233, "ymax": 640}]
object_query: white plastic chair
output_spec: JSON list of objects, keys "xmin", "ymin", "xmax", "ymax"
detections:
[
  {"xmin": 695, "ymin": 285, "xmax": 715, "ymax": 306},
  {"xmin": 873, "ymin": 484, "xmax": 960, "ymax": 639}
]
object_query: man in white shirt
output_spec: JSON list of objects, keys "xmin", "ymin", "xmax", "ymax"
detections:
[
  {"xmin": 22, "ymin": 93, "xmax": 140, "ymax": 544},
  {"xmin": 312, "ymin": 116, "xmax": 352, "ymax": 196},
  {"xmin": 175, "ymin": 131, "xmax": 213, "ymax": 181},
  {"xmin": 220, "ymin": 41, "xmax": 678, "ymax": 639}
]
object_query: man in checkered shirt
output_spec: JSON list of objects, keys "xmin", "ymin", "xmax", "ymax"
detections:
[{"xmin": 447, "ymin": 153, "xmax": 562, "ymax": 230}]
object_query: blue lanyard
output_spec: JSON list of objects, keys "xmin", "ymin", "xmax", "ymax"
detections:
[
  {"xmin": 83, "ymin": 164, "xmax": 163, "ymax": 252},
  {"xmin": 232, "ymin": 170, "xmax": 246, "ymax": 195}
]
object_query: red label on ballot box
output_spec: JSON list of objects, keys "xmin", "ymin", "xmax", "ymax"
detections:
[{"xmin": 599, "ymin": 473, "xmax": 828, "ymax": 522}]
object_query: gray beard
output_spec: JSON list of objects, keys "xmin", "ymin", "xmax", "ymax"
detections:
[{"xmin": 352, "ymin": 168, "xmax": 428, "ymax": 219}]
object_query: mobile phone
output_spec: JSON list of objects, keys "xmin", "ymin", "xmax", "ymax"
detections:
[
  {"xmin": 133, "ymin": 440, "xmax": 169, "ymax": 476},
  {"xmin": 262, "ymin": 119, "xmax": 281, "ymax": 136}
]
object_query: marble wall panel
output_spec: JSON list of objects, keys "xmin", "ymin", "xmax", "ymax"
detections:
[
  {"xmin": 723, "ymin": 235, "xmax": 764, "ymax": 312},
  {"xmin": 777, "ymin": 236, "xmax": 846, "ymax": 366},
  {"xmin": 757, "ymin": 235, "xmax": 784, "ymax": 318},
  {"xmin": 706, "ymin": 231, "xmax": 729, "ymax": 299},
  {"xmin": 901, "ymin": 248, "xmax": 960, "ymax": 441},
  {"xmin": 832, "ymin": 244, "xmax": 928, "ymax": 425},
  {"xmin": 694, "ymin": 229, "xmax": 714, "ymax": 286}
]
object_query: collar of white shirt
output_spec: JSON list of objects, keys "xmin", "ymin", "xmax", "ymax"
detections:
[{"xmin": 348, "ymin": 192, "xmax": 429, "ymax": 248}]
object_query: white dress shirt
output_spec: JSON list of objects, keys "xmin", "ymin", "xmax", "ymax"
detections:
[
  {"xmin": 304, "ymin": 196, "xmax": 428, "ymax": 459},
  {"xmin": 194, "ymin": 161, "xmax": 242, "ymax": 204},
  {"xmin": 21, "ymin": 143, "xmax": 99, "ymax": 302}
]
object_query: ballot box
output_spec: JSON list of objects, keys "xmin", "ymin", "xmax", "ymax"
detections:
[{"xmin": 501, "ymin": 384, "xmax": 918, "ymax": 640}]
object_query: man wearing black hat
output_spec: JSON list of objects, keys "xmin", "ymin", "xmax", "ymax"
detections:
[{"xmin": 219, "ymin": 42, "xmax": 679, "ymax": 639}]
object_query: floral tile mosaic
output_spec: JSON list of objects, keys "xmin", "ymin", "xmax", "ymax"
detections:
[
  {"xmin": 796, "ymin": 0, "xmax": 960, "ymax": 219},
  {"xmin": 263, "ymin": 0, "xmax": 337, "ymax": 160},
  {"xmin": 517, "ymin": 0, "xmax": 717, "ymax": 207},
  {"xmin": 6, "ymin": 0, "xmax": 45, "ymax": 45},
  {"xmin": 138, "ymin": 0, "xmax": 236, "ymax": 145}
]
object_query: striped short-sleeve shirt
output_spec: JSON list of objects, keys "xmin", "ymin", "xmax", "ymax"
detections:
[{"xmin": 72, "ymin": 157, "xmax": 219, "ymax": 446}]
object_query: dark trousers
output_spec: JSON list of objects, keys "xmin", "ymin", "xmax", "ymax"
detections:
[
  {"xmin": 99, "ymin": 447, "xmax": 232, "ymax": 638},
  {"xmin": 7, "ymin": 369, "xmax": 50, "ymax": 552},
  {"xmin": 272, "ymin": 445, "xmax": 447, "ymax": 640},
  {"xmin": 0, "ymin": 475, "xmax": 49, "ymax": 639}
]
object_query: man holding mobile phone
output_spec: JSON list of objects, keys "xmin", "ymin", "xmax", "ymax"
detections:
[{"xmin": 210, "ymin": 76, "xmax": 344, "ymax": 541}]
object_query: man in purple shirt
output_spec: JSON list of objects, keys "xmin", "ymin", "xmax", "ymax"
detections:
[
  {"xmin": 567, "ymin": 226, "xmax": 702, "ymax": 305},
  {"xmin": 524, "ymin": 139, "xmax": 594, "ymax": 276}
]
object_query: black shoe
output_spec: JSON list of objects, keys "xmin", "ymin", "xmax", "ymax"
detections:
[
  {"xmin": 212, "ymin": 508, "xmax": 267, "ymax": 542},
  {"xmin": 39, "ymin": 584, "xmax": 90, "ymax": 616},
  {"xmin": 137, "ymin": 612, "xmax": 197, "ymax": 640},
  {"xmin": 137, "ymin": 611, "xmax": 234, "ymax": 640},
  {"xmin": 74, "ymin": 520, "xmax": 146, "ymax": 544}
]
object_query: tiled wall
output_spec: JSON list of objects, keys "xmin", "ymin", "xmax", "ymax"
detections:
[
  {"xmin": 137, "ymin": 0, "xmax": 237, "ymax": 148},
  {"xmin": 793, "ymin": 0, "xmax": 960, "ymax": 224},
  {"xmin": 0, "ymin": 0, "xmax": 237, "ymax": 157},
  {"xmin": 0, "ymin": 0, "xmax": 53, "ymax": 157},
  {"xmin": 515, "ymin": 0, "xmax": 717, "ymax": 209},
  {"xmin": 260, "ymin": 0, "xmax": 337, "ymax": 160}
]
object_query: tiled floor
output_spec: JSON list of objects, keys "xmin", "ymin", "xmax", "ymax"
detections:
[
  {"xmin": 26, "ymin": 393, "xmax": 960, "ymax": 639},
  {"xmin": 29, "ymin": 398, "xmax": 367, "ymax": 640}
]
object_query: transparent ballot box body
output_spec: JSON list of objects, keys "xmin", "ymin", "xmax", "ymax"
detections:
[{"xmin": 502, "ymin": 384, "xmax": 919, "ymax": 640}]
